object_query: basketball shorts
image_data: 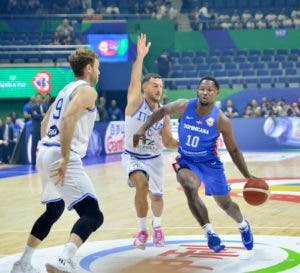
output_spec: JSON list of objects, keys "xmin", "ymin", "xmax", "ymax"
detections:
[
  {"xmin": 36, "ymin": 145, "xmax": 98, "ymax": 210},
  {"xmin": 177, "ymin": 157, "xmax": 231, "ymax": 196},
  {"xmin": 121, "ymin": 152, "xmax": 164, "ymax": 196}
]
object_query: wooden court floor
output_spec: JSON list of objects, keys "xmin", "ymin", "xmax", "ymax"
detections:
[{"xmin": 0, "ymin": 151, "xmax": 299, "ymax": 257}]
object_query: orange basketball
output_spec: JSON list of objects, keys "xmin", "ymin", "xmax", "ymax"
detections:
[{"xmin": 243, "ymin": 179, "xmax": 270, "ymax": 206}]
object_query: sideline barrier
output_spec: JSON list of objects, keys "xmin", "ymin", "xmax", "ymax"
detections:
[{"xmin": 12, "ymin": 117, "xmax": 300, "ymax": 164}]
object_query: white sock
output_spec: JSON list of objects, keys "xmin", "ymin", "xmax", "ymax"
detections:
[
  {"xmin": 152, "ymin": 216, "xmax": 162, "ymax": 228},
  {"xmin": 19, "ymin": 245, "xmax": 35, "ymax": 264},
  {"xmin": 238, "ymin": 217, "xmax": 248, "ymax": 230},
  {"xmin": 202, "ymin": 223, "xmax": 214, "ymax": 235},
  {"xmin": 137, "ymin": 217, "xmax": 147, "ymax": 231},
  {"xmin": 60, "ymin": 242, "xmax": 78, "ymax": 261}
]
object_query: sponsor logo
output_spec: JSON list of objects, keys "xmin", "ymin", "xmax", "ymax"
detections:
[
  {"xmin": 105, "ymin": 121, "xmax": 125, "ymax": 154},
  {"xmin": 78, "ymin": 236, "xmax": 300, "ymax": 273},
  {"xmin": 205, "ymin": 117, "xmax": 215, "ymax": 127},
  {"xmin": 31, "ymin": 71, "xmax": 51, "ymax": 94},
  {"xmin": 47, "ymin": 125, "xmax": 59, "ymax": 138}
]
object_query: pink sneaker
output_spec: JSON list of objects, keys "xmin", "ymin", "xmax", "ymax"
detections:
[
  {"xmin": 133, "ymin": 230, "xmax": 148, "ymax": 250},
  {"xmin": 152, "ymin": 226, "xmax": 165, "ymax": 247}
]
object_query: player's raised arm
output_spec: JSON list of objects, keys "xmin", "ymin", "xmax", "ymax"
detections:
[
  {"xmin": 126, "ymin": 33, "xmax": 151, "ymax": 115},
  {"xmin": 133, "ymin": 99, "xmax": 188, "ymax": 147}
]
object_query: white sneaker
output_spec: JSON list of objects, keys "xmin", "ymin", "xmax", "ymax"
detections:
[
  {"xmin": 11, "ymin": 261, "xmax": 40, "ymax": 273},
  {"xmin": 45, "ymin": 258, "xmax": 76, "ymax": 273}
]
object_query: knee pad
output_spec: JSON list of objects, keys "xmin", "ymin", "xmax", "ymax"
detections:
[
  {"xmin": 72, "ymin": 196, "xmax": 103, "ymax": 242},
  {"xmin": 31, "ymin": 199, "xmax": 65, "ymax": 240}
]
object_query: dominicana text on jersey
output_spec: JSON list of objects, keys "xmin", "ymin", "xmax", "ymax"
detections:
[{"xmin": 178, "ymin": 98, "xmax": 220, "ymax": 162}]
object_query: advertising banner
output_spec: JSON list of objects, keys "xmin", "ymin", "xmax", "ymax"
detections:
[
  {"xmin": 0, "ymin": 67, "xmax": 74, "ymax": 98},
  {"xmin": 104, "ymin": 121, "xmax": 125, "ymax": 154},
  {"xmin": 15, "ymin": 118, "xmax": 300, "ymax": 165}
]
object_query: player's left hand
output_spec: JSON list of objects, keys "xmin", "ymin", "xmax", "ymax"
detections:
[{"xmin": 133, "ymin": 130, "xmax": 146, "ymax": 147}]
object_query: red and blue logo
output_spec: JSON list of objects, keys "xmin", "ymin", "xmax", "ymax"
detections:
[{"xmin": 31, "ymin": 71, "xmax": 51, "ymax": 94}]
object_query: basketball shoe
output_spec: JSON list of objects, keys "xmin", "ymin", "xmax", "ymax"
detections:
[
  {"xmin": 45, "ymin": 257, "xmax": 76, "ymax": 273},
  {"xmin": 133, "ymin": 230, "xmax": 148, "ymax": 250},
  {"xmin": 10, "ymin": 261, "xmax": 40, "ymax": 273},
  {"xmin": 239, "ymin": 220, "xmax": 254, "ymax": 250},
  {"xmin": 207, "ymin": 232, "xmax": 225, "ymax": 253},
  {"xmin": 152, "ymin": 226, "xmax": 165, "ymax": 247}
]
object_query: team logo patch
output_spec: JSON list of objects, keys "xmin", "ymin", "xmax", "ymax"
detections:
[
  {"xmin": 47, "ymin": 125, "xmax": 59, "ymax": 138},
  {"xmin": 205, "ymin": 117, "xmax": 215, "ymax": 127},
  {"xmin": 31, "ymin": 71, "xmax": 51, "ymax": 94}
]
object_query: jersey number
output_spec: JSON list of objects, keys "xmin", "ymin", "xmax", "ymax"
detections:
[
  {"xmin": 53, "ymin": 98, "xmax": 63, "ymax": 119},
  {"xmin": 186, "ymin": 135, "xmax": 199, "ymax": 148}
]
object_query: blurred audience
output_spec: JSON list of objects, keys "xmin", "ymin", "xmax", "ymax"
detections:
[{"xmin": 108, "ymin": 99, "xmax": 123, "ymax": 121}]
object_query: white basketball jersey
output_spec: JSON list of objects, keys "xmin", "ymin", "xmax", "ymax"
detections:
[
  {"xmin": 125, "ymin": 98, "xmax": 165, "ymax": 159},
  {"xmin": 42, "ymin": 80, "xmax": 96, "ymax": 158}
]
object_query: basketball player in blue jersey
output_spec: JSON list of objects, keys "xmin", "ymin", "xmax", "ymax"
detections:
[
  {"xmin": 122, "ymin": 34, "xmax": 178, "ymax": 249},
  {"xmin": 133, "ymin": 76, "xmax": 255, "ymax": 252},
  {"xmin": 11, "ymin": 48, "xmax": 103, "ymax": 273}
]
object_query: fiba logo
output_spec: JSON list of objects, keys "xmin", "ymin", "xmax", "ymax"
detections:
[{"xmin": 31, "ymin": 71, "xmax": 52, "ymax": 94}]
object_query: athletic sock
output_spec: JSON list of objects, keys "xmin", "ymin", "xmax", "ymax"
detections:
[
  {"xmin": 137, "ymin": 217, "xmax": 147, "ymax": 231},
  {"xmin": 202, "ymin": 223, "xmax": 215, "ymax": 235},
  {"xmin": 238, "ymin": 217, "xmax": 248, "ymax": 230},
  {"xmin": 19, "ymin": 245, "xmax": 35, "ymax": 264},
  {"xmin": 152, "ymin": 216, "xmax": 162, "ymax": 228},
  {"xmin": 60, "ymin": 242, "xmax": 78, "ymax": 261}
]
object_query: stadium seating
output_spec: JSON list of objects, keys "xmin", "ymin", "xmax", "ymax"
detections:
[{"xmin": 167, "ymin": 48, "xmax": 299, "ymax": 89}]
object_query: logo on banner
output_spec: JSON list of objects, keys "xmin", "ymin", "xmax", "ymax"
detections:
[
  {"xmin": 105, "ymin": 121, "xmax": 125, "ymax": 154},
  {"xmin": 31, "ymin": 71, "xmax": 51, "ymax": 94}
]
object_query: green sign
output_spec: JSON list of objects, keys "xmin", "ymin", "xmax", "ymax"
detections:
[{"xmin": 0, "ymin": 67, "xmax": 75, "ymax": 98}]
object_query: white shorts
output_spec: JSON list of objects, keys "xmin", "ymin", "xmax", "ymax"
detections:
[
  {"xmin": 36, "ymin": 145, "xmax": 97, "ymax": 210},
  {"xmin": 121, "ymin": 152, "xmax": 164, "ymax": 196}
]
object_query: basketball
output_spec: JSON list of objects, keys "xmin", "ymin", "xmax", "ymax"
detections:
[{"xmin": 243, "ymin": 179, "xmax": 270, "ymax": 206}]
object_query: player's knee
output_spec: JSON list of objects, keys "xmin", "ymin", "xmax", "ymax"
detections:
[
  {"xmin": 31, "ymin": 200, "xmax": 65, "ymax": 240},
  {"xmin": 46, "ymin": 199, "xmax": 65, "ymax": 221},
  {"xmin": 180, "ymin": 178, "xmax": 197, "ymax": 192},
  {"xmin": 218, "ymin": 199, "xmax": 232, "ymax": 211},
  {"xmin": 93, "ymin": 209, "xmax": 104, "ymax": 231}
]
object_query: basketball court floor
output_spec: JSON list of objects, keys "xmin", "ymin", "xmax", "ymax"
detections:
[{"xmin": 0, "ymin": 151, "xmax": 299, "ymax": 273}]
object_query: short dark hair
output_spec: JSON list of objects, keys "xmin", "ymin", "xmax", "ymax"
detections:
[
  {"xmin": 142, "ymin": 73, "xmax": 162, "ymax": 84},
  {"xmin": 198, "ymin": 76, "xmax": 219, "ymax": 90}
]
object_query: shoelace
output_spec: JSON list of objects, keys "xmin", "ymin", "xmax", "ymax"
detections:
[
  {"xmin": 138, "ymin": 232, "xmax": 147, "ymax": 242},
  {"xmin": 154, "ymin": 228, "xmax": 163, "ymax": 241}
]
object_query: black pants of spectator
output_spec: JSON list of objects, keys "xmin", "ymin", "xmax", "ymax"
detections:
[
  {"xmin": 0, "ymin": 144, "xmax": 8, "ymax": 163},
  {"xmin": 0, "ymin": 143, "xmax": 13, "ymax": 164},
  {"xmin": 31, "ymin": 132, "xmax": 40, "ymax": 167}
]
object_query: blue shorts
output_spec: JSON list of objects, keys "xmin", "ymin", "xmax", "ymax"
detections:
[{"xmin": 178, "ymin": 157, "xmax": 231, "ymax": 196}]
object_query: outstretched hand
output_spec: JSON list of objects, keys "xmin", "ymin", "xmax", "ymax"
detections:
[
  {"xmin": 133, "ymin": 129, "xmax": 146, "ymax": 147},
  {"xmin": 137, "ymin": 33, "xmax": 151, "ymax": 58}
]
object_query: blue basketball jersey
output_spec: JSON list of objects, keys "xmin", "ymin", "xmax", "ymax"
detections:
[{"xmin": 178, "ymin": 98, "xmax": 220, "ymax": 162}]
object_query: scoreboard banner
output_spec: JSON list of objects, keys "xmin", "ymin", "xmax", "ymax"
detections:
[{"xmin": 0, "ymin": 67, "xmax": 74, "ymax": 98}]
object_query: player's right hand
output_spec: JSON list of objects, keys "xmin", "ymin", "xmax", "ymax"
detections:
[
  {"xmin": 133, "ymin": 130, "xmax": 146, "ymax": 147},
  {"xmin": 50, "ymin": 158, "xmax": 68, "ymax": 186},
  {"xmin": 137, "ymin": 33, "xmax": 151, "ymax": 58}
]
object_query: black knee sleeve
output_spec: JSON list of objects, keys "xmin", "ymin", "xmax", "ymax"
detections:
[
  {"xmin": 31, "ymin": 199, "xmax": 65, "ymax": 240},
  {"xmin": 72, "ymin": 196, "xmax": 104, "ymax": 242}
]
